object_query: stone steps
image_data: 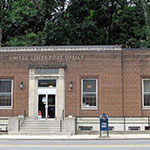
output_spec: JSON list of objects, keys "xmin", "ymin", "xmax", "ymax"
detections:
[{"xmin": 18, "ymin": 119, "xmax": 70, "ymax": 135}]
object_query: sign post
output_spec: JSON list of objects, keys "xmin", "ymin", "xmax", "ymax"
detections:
[{"xmin": 100, "ymin": 113, "xmax": 109, "ymax": 137}]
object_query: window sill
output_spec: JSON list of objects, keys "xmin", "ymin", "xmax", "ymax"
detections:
[
  {"xmin": 142, "ymin": 107, "xmax": 150, "ymax": 110},
  {"xmin": 81, "ymin": 107, "xmax": 98, "ymax": 111},
  {"xmin": 0, "ymin": 107, "xmax": 13, "ymax": 110}
]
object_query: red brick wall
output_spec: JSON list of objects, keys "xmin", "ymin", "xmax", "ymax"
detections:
[
  {"xmin": 65, "ymin": 51, "xmax": 123, "ymax": 117},
  {"xmin": 0, "ymin": 58, "xmax": 29, "ymax": 117},
  {"xmin": 123, "ymin": 49, "xmax": 150, "ymax": 116},
  {"xmin": 0, "ymin": 49, "xmax": 149, "ymax": 117}
]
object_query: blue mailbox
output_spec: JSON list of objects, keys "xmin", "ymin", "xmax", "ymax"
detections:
[{"xmin": 100, "ymin": 113, "xmax": 109, "ymax": 137}]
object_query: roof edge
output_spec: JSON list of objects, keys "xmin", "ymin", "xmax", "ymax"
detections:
[
  {"xmin": 123, "ymin": 48, "xmax": 150, "ymax": 51},
  {"xmin": 0, "ymin": 45, "xmax": 122, "ymax": 52}
]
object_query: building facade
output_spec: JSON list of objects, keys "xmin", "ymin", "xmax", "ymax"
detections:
[{"xmin": 0, "ymin": 45, "xmax": 150, "ymax": 132}]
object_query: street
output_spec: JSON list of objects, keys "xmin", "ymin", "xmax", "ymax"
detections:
[{"xmin": 0, "ymin": 139, "xmax": 150, "ymax": 150}]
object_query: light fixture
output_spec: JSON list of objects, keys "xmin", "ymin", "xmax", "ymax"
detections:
[
  {"xmin": 20, "ymin": 81, "xmax": 24, "ymax": 89},
  {"xmin": 69, "ymin": 81, "xmax": 73, "ymax": 90},
  {"xmin": 49, "ymin": 85, "xmax": 53, "ymax": 88}
]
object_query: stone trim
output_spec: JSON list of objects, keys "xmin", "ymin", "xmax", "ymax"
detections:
[
  {"xmin": 28, "ymin": 68, "xmax": 65, "ymax": 119},
  {"xmin": 0, "ymin": 45, "xmax": 122, "ymax": 52},
  {"xmin": 28, "ymin": 64, "xmax": 66, "ymax": 69}
]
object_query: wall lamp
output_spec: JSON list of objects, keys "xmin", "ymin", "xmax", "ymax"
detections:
[
  {"xmin": 69, "ymin": 81, "xmax": 73, "ymax": 91},
  {"xmin": 20, "ymin": 81, "xmax": 24, "ymax": 89}
]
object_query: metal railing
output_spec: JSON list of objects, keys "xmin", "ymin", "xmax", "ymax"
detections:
[
  {"xmin": 18, "ymin": 110, "xmax": 26, "ymax": 132},
  {"xmin": 60, "ymin": 119, "xmax": 62, "ymax": 132},
  {"xmin": 60, "ymin": 109, "xmax": 64, "ymax": 132},
  {"xmin": 61, "ymin": 109, "xmax": 64, "ymax": 121}
]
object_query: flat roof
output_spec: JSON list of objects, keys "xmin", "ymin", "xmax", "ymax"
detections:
[{"xmin": 0, "ymin": 45, "xmax": 122, "ymax": 52}]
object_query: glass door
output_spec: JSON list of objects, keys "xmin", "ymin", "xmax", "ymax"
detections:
[
  {"xmin": 37, "ymin": 79, "xmax": 56, "ymax": 119},
  {"xmin": 38, "ymin": 94, "xmax": 55, "ymax": 119},
  {"xmin": 47, "ymin": 95, "xmax": 55, "ymax": 118},
  {"xmin": 38, "ymin": 94, "xmax": 46, "ymax": 119}
]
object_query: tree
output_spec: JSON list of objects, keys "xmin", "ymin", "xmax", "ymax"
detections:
[
  {"xmin": 0, "ymin": 0, "xmax": 66, "ymax": 46},
  {"xmin": 0, "ymin": 0, "xmax": 150, "ymax": 47}
]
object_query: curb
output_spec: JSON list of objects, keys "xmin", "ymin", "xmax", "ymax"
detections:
[
  {"xmin": 1, "ymin": 133, "xmax": 150, "ymax": 140},
  {"xmin": 0, "ymin": 136, "xmax": 150, "ymax": 140}
]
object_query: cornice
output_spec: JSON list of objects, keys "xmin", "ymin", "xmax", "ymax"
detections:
[{"xmin": 0, "ymin": 45, "xmax": 122, "ymax": 52}]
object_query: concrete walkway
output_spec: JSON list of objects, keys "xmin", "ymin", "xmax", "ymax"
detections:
[{"xmin": 0, "ymin": 133, "xmax": 150, "ymax": 140}]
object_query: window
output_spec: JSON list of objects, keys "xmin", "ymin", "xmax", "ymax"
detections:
[
  {"xmin": 0, "ymin": 80, "xmax": 13, "ymax": 107},
  {"xmin": 38, "ymin": 80, "xmax": 56, "ymax": 88},
  {"xmin": 143, "ymin": 79, "xmax": 150, "ymax": 107},
  {"xmin": 82, "ymin": 79, "xmax": 97, "ymax": 108}
]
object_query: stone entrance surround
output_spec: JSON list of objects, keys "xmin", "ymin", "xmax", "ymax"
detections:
[{"xmin": 28, "ymin": 65, "xmax": 65, "ymax": 119}]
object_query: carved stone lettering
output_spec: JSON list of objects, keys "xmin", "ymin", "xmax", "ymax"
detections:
[{"xmin": 8, "ymin": 54, "xmax": 84, "ymax": 61}]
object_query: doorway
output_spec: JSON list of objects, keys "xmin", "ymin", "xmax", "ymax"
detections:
[
  {"xmin": 29, "ymin": 69, "xmax": 65, "ymax": 119},
  {"xmin": 38, "ymin": 94, "xmax": 55, "ymax": 119},
  {"xmin": 37, "ymin": 79, "xmax": 56, "ymax": 119}
]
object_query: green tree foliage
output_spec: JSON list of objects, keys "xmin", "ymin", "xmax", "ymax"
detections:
[
  {"xmin": 0, "ymin": 0, "xmax": 150, "ymax": 47},
  {"xmin": 0, "ymin": 0, "xmax": 66, "ymax": 46}
]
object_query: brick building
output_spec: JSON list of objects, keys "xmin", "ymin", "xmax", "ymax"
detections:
[{"xmin": 0, "ymin": 45, "xmax": 150, "ymax": 133}]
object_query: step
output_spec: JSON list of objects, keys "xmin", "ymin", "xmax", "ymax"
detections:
[
  {"xmin": 21, "ymin": 124, "xmax": 64, "ymax": 127},
  {"xmin": 22, "ymin": 120, "xmax": 61, "ymax": 122},
  {"xmin": 22, "ymin": 123, "xmax": 61, "ymax": 126},
  {"xmin": 21, "ymin": 123, "xmax": 62, "ymax": 126},
  {"xmin": 9, "ymin": 132, "xmax": 71, "ymax": 135},
  {"xmin": 21, "ymin": 122, "xmax": 63, "ymax": 125},
  {"xmin": 24, "ymin": 119, "xmax": 60, "ymax": 122},
  {"xmin": 20, "ymin": 129, "xmax": 67, "ymax": 131},
  {"xmin": 21, "ymin": 125, "xmax": 64, "ymax": 128},
  {"xmin": 22, "ymin": 121, "xmax": 61, "ymax": 124},
  {"xmin": 20, "ymin": 129, "xmax": 67, "ymax": 132},
  {"xmin": 20, "ymin": 127, "xmax": 65, "ymax": 130}
]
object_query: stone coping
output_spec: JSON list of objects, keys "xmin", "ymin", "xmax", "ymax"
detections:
[{"xmin": 0, "ymin": 45, "xmax": 122, "ymax": 52}]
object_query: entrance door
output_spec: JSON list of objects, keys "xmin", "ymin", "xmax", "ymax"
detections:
[
  {"xmin": 47, "ymin": 95, "xmax": 55, "ymax": 118},
  {"xmin": 38, "ymin": 94, "xmax": 55, "ymax": 119},
  {"xmin": 38, "ymin": 79, "xmax": 56, "ymax": 119}
]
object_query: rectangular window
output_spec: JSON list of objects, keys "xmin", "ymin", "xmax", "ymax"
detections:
[
  {"xmin": 82, "ymin": 79, "xmax": 97, "ymax": 109},
  {"xmin": 143, "ymin": 79, "xmax": 150, "ymax": 108},
  {"xmin": 0, "ymin": 80, "xmax": 13, "ymax": 108},
  {"xmin": 38, "ymin": 80, "xmax": 56, "ymax": 88}
]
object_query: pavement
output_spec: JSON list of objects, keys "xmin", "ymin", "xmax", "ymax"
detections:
[{"xmin": 0, "ymin": 133, "xmax": 150, "ymax": 140}]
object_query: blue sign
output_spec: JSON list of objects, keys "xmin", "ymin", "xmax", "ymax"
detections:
[{"xmin": 100, "ymin": 113, "xmax": 109, "ymax": 137}]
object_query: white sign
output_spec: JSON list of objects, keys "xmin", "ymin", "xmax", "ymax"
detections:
[{"xmin": 42, "ymin": 97, "xmax": 46, "ymax": 103}]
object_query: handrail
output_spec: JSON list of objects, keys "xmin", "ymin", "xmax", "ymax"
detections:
[
  {"xmin": 61, "ymin": 109, "xmax": 64, "ymax": 120},
  {"xmin": 18, "ymin": 110, "xmax": 26, "ymax": 119},
  {"xmin": 18, "ymin": 110, "xmax": 26, "ymax": 132},
  {"xmin": 60, "ymin": 119, "xmax": 62, "ymax": 132},
  {"xmin": 60, "ymin": 109, "xmax": 64, "ymax": 132}
]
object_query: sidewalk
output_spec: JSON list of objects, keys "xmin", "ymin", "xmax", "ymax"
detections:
[{"xmin": 0, "ymin": 133, "xmax": 150, "ymax": 140}]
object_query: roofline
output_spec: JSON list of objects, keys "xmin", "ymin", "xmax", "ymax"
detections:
[
  {"xmin": 0, "ymin": 45, "xmax": 122, "ymax": 52},
  {"xmin": 123, "ymin": 48, "xmax": 150, "ymax": 51}
]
